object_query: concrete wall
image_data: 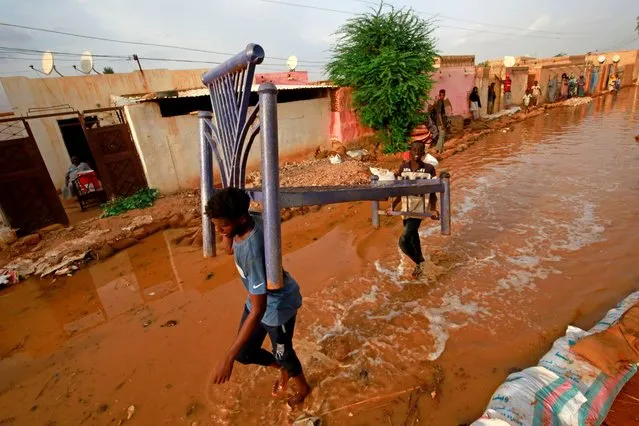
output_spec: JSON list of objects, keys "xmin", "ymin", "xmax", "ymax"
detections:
[
  {"xmin": 474, "ymin": 66, "xmax": 493, "ymax": 116},
  {"xmin": 586, "ymin": 49, "xmax": 639, "ymax": 81},
  {"xmin": 0, "ymin": 69, "xmax": 206, "ymax": 188},
  {"xmin": 254, "ymin": 71, "xmax": 309, "ymax": 85},
  {"xmin": 125, "ymin": 96, "xmax": 331, "ymax": 193},
  {"xmin": 510, "ymin": 67, "xmax": 530, "ymax": 108}
]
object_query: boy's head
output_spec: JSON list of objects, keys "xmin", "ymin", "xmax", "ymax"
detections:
[
  {"xmin": 409, "ymin": 141, "xmax": 425, "ymax": 161},
  {"xmin": 206, "ymin": 187, "xmax": 251, "ymax": 238},
  {"xmin": 438, "ymin": 89, "xmax": 446, "ymax": 100}
]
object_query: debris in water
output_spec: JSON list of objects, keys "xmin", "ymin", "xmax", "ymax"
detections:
[
  {"xmin": 185, "ymin": 400, "xmax": 203, "ymax": 417},
  {"xmin": 293, "ymin": 415, "xmax": 321, "ymax": 426},
  {"xmin": 0, "ymin": 269, "xmax": 20, "ymax": 288},
  {"xmin": 562, "ymin": 96, "xmax": 592, "ymax": 107},
  {"xmin": 161, "ymin": 320, "xmax": 178, "ymax": 328},
  {"xmin": 40, "ymin": 251, "xmax": 90, "ymax": 277},
  {"xmin": 126, "ymin": 405, "xmax": 135, "ymax": 420},
  {"xmin": 143, "ymin": 319, "xmax": 153, "ymax": 328},
  {"xmin": 97, "ymin": 404, "xmax": 108, "ymax": 414},
  {"xmin": 430, "ymin": 391, "xmax": 436, "ymax": 399}
]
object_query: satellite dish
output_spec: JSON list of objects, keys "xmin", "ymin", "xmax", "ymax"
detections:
[
  {"xmin": 503, "ymin": 56, "xmax": 516, "ymax": 68},
  {"xmin": 42, "ymin": 51, "xmax": 54, "ymax": 75},
  {"xmin": 612, "ymin": 54, "xmax": 621, "ymax": 63},
  {"xmin": 597, "ymin": 55, "xmax": 606, "ymax": 64},
  {"xmin": 287, "ymin": 55, "xmax": 298, "ymax": 72},
  {"xmin": 80, "ymin": 51, "xmax": 94, "ymax": 74}
]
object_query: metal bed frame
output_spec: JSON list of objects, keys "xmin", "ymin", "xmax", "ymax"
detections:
[{"xmin": 199, "ymin": 43, "xmax": 451, "ymax": 290}]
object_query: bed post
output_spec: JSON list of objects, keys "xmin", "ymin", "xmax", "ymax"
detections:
[
  {"xmin": 258, "ymin": 83, "xmax": 283, "ymax": 290},
  {"xmin": 199, "ymin": 111, "xmax": 216, "ymax": 257},
  {"xmin": 440, "ymin": 171, "xmax": 451, "ymax": 235}
]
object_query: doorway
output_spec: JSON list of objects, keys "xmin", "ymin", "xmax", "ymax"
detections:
[
  {"xmin": 58, "ymin": 117, "xmax": 97, "ymax": 170},
  {"xmin": 57, "ymin": 117, "xmax": 104, "ymax": 223}
]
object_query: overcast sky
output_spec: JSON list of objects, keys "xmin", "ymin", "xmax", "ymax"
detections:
[{"xmin": 1, "ymin": 0, "xmax": 638, "ymax": 109}]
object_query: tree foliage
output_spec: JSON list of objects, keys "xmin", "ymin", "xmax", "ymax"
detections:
[
  {"xmin": 103, "ymin": 66, "xmax": 115, "ymax": 74},
  {"xmin": 554, "ymin": 52, "xmax": 568, "ymax": 57},
  {"xmin": 327, "ymin": 4, "xmax": 437, "ymax": 153}
]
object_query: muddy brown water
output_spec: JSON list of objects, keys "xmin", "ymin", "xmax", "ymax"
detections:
[{"xmin": 1, "ymin": 88, "xmax": 639, "ymax": 425}]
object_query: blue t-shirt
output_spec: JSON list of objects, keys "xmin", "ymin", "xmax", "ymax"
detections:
[{"xmin": 233, "ymin": 215, "xmax": 302, "ymax": 326}]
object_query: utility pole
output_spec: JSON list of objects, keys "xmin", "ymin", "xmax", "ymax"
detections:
[{"xmin": 132, "ymin": 54, "xmax": 143, "ymax": 74}]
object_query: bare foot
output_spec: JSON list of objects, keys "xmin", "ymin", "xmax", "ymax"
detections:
[
  {"xmin": 411, "ymin": 262, "xmax": 425, "ymax": 279},
  {"xmin": 287, "ymin": 382, "xmax": 311, "ymax": 408},
  {"xmin": 271, "ymin": 368, "xmax": 289, "ymax": 397}
]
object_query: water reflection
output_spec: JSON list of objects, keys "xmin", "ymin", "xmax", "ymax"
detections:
[{"xmin": 0, "ymin": 230, "xmax": 225, "ymax": 358}]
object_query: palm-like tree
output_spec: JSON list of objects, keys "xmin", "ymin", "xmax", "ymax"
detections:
[{"xmin": 636, "ymin": 16, "xmax": 639, "ymax": 34}]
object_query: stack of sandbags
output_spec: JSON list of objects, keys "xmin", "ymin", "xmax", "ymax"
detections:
[
  {"xmin": 472, "ymin": 291, "xmax": 639, "ymax": 426},
  {"xmin": 539, "ymin": 325, "xmax": 637, "ymax": 424},
  {"xmin": 474, "ymin": 366, "xmax": 586, "ymax": 425}
]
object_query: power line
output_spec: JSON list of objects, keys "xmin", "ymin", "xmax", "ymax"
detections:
[
  {"xmin": 600, "ymin": 35, "xmax": 639, "ymax": 52},
  {"xmin": 351, "ymin": 0, "xmax": 590, "ymax": 35},
  {"xmin": 262, "ymin": 0, "xmax": 587, "ymax": 39},
  {"xmin": 0, "ymin": 46, "xmax": 327, "ymax": 69},
  {"xmin": 0, "ymin": 21, "xmax": 327, "ymax": 64},
  {"xmin": 262, "ymin": 0, "xmax": 356, "ymax": 14}
]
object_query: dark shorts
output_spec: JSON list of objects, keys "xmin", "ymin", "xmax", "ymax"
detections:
[{"xmin": 235, "ymin": 307, "xmax": 303, "ymax": 377}]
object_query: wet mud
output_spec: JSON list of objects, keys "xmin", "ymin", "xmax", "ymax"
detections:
[{"xmin": 1, "ymin": 88, "xmax": 639, "ymax": 425}]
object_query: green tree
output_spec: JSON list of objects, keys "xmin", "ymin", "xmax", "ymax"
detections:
[
  {"xmin": 327, "ymin": 4, "xmax": 437, "ymax": 153},
  {"xmin": 635, "ymin": 16, "xmax": 638, "ymax": 34},
  {"xmin": 103, "ymin": 66, "xmax": 114, "ymax": 74},
  {"xmin": 554, "ymin": 52, "xmax": 568, "ymax": 57}
]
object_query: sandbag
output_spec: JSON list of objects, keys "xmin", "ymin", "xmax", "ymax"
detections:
[
  {"xmin": 539, "ymin": 326, "xmax": 637, "ymax": 425},
  {"xmin": 424, "ymin": 153, "xmax": 439, "ymax": 167},
  {"xmin": 471, "ymin": 412, "xmax": 511, "ymax": 426},
  {"xmin": 572, "ymin": 306, "xmax": 639, "ymax": 377},
  {"xmin": 483, "ymin": 366, "xmax": 586, "ymax": 426},
  {"xmin": 369, "ymin": 167, "xmax": 395, "ymax": 182},
  {"xmin": 588, "ymin": 290, "xmax": 639, "ymax": 334}
]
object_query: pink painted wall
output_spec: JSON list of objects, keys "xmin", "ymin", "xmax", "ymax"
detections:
[
  {"xmin": 329, "ymin": 87, "xmax": 374, "ymax": 143},
  {"xmin": 429, "ymin": 67, "xmax": 476, "ymax": 117},
  {"xmin": 254, "ymin": 71, "xmax": 309, "ymax": 85}
]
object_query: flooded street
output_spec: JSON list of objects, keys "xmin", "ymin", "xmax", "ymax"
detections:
[{"xmin": 1, "ymin": 88, "xmax": 639, "ymax": 425}]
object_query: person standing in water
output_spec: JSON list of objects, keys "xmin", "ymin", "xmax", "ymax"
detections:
[
  {"xmin": 388, "ymin": 141, "xmax": 438, "ymax": 279},
  {"xmin": 207, "ymin": 188, "xmax": 310, "ymax": 407}
]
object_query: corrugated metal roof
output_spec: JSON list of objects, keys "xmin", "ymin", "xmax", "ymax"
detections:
[
  {"xmin": 178, "ymin": 83, "xmax": 336, "ymax": 98},
  {"xmin": 115, "ymin": 82, "xmax": 337, "ymax": 105}
]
